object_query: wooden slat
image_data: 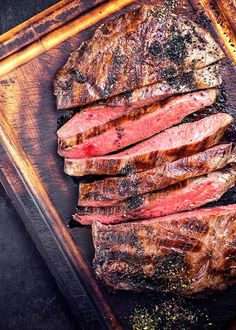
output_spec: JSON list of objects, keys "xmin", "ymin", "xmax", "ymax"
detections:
[
  {"xmin": 0, "ymin": 0, "xmax": 104, "ymax": 61},
  {"xmin": 199, "ymin": 0, "xmax": 236, "ymax": 64},
  {"xmin": 0, "ymin": 0, "xmax": 236, "ymax": 328},
  {"xmin": 217, "ymin": 0, "xmax": 236, "ymax": 33},
  {"xmin": 0, "ymin": 0, "xmax": 137, "ymax": 78},
  {"xmin": 0, "ymin": 113, "xmax": 122, "ymax": 330}
]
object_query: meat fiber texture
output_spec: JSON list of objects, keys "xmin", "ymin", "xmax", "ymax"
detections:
[
  {"xmin": 57, "ymin": 64, "xmax": 221, "ymax": 141},
  {"xmin": 74, "ymin": 166, "xmax": 236, "ymax": 225},
  {"xmin": 79, "ymin": 144, "xmax": 236, "ymax": 206},
  {"xmin": 58, "ymin": 89, "xmax": 217, "ymax": 158},
  {"xmin": 104, "ymin": 64, "xmax": 222, "ymax": 109},
  {"xmin": 92, "ymin": 204, "xmax": 236, "ymax": 295},
  {"xmin": 54, "ymin": 4, "xmax": 224, "ymax": 109},
  {"xmin": 64, "ymin": 113, "xmax": 233, "ymax": 176}
]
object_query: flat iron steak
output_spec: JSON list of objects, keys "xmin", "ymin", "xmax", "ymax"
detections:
[
  {"xmin": 58, "ymin": 89, "xmax": 217, "ymax": 158},
  {"xmin": 74, "ymin": 166, "xmax": 236, "ymax": 225},
  {"xmin": 54, "ymin": 4, "xmax": 224, "ymax": 109},
  {"xmin": 79, "ymin": 144, "xmax": 236, "ymax": 206},
  {"xmin": 64, "ymin": 113, "xmax": 233, "ymax": 176},
  {"xmin": 92, "ymin": 204, "xmax": 236, "ymax": 295}
]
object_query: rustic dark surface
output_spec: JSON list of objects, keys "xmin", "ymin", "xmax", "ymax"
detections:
[
  {"xmin": 0, "ymin": 186, "xmax": 78, "ymax": 330},
  {"xmin": 0, "ymin": 1, "xmax": 77, "ymax": 329},
  {"xmin": 1, "ymin": 0, "xmax": 236, "ymax": 330}
]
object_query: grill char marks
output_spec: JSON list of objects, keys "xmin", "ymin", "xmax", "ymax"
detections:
[
  {"xmin": 74, "ymin": 167, "xmax": 236, "ymax": 225},
  {"xmin": 101, "ymin": 63, "xmax": 222, "ymax": 109},
  {"xmin": 54, "ymin": 5, "xmax": 224, "ymax": 109},
  {"xmin": 92, "ymin": 204, "xmax": 236, "ymax": 295},
  {"xmin": 58, "ymin": 89, "xmax": 217, "ymax": 159},
  {"xmin": 79, "ymin": 144, "xmax": 235, "ymax": 206},
  {"xmin": 64, "ymin": 113, "xmax": 233, "ymax": 176},
  {"xmin": 57, "ymin": 105, "xmax": 131, "ymax": 141}
]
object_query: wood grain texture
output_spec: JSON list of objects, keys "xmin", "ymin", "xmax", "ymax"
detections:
[
  {"xmin": 0, "ymin": 115, "xmax": 122, "ymax": 330},
  {"xmin": 0, "ymin": 0, "xmax": 137, "ymax": 78},
  {"xmin": 199, "ymin": 0, "xmax": 236, "ymax": 64},
  {"xmin": 0, "ymin": 0, "xmax": 105, "ymax": 61},
  {"xmin": 0, "ymin": 0, "xmax": 236, "ymax": 329},
  {"xmin": 217, "ymin": 0, "xmax": 236, "ymax": 33}
]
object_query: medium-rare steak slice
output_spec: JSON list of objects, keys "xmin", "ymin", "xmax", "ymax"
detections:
[
  {"xmin": 79, "ymin": 144, "xmax": 236, "ymax": 206},
  {"xmin": 104, "ymin": 64, "xmax": 222, "ymax": 109},
  {"xmin": 64, "ymin": 113, "xmax": 233, "ymax": 176},
  {"xmin": 57, "ymin": 105, "xmax": 131, "ymax": 141},
  {"xmin": 54, "ymin": 5, "xmax": 224, "ymax": 109},
  {"xmin": 57, "ymin": 65, "xmax": 221, "ymax": 144},
  {"xmin": 74, "ymin": 166, "xmax": 236, "ymax": 225},
  {"xmin": 58, "ymin": 89, "xmax": 217, "ymax": 158},
  {"xmin": 92, "ymin": 204, "xmax": 236, "ymax": 295}
]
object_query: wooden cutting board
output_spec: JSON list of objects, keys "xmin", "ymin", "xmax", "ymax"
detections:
[{"xmin": 0, "ymin": 0, "xmax": 236, "ymax": 329}]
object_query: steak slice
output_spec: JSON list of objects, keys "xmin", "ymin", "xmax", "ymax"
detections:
[
  {"xmin": 54, "ymin": 5, "xmax": 224, "ymax": 109},
  {"xmin": 92, "ymin": 204, "xmax": 236, "ymax": 295},
  {"xmin": 79, "ymin": 144, "xmax": 236, "ymax": 206},
  {"xmin": 57, "ymin": 105, "xmax": 130, "ymax": 141},
  {"xmin": 74, "ymin": 166, "xmax": 236, "ymax": 225},
  {"xmin": 64, "ymin": 113, "xmax": 233, "ymax": 176},
  {"xmin": 57, "ymin": 65, "xmax": 221, "ymax": 142},
  {"xmin": 58, "ymin": 89, "xmax": 217, "ymax": 158},
  {"xmin": 104, "ymin": 64, "xmax": 222, "ymax": 109}
]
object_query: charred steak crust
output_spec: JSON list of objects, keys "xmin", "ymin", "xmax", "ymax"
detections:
[
  {"xmin": 104, "ymin": 64, "xmax": 222, "ymax": 109},
  {"xmin": 79, "ymin": 144, "xmax": 235, "ymax": 206},
  {"xmin": 52, "ymin": 0, "xmax": 236, "ymax": 299},
  {"xmin": 58, "ymin": 89, "xmax": 217, "ymax": 158},
  {"xmin": 74, "ymin": 166, "xmax": 236, "ymax": 225},
  {"xmin": 54, "ymin": 5, "xmax": 224, "ymax": 109},
  {"xmin": 92, "ymin": 204, "xmax": 236, "ymax": 295},
  {"xmin": 64, "ymin": 113, "xmax": 233, "ymax": 176}
]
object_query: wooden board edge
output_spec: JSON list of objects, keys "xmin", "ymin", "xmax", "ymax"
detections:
[
  {"xmin": 199, "ymin": 0, "xmax": 236, "ymax": 64},
  {"xmin": 0, "ymin": 0, "xmax": 137, "ymax": 78},
  {"xmin": 0, "ymin": 0, "xmax": 105, "ymax": 61},
  {"xmin": 0, "ymin": 114, "xmax": 122, "ymax": 330}
]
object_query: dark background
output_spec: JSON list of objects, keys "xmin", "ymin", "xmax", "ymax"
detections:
[
  {"xmin": 0, "ymin": 1, "xmax": 77, "ymax": 329},
  {"xmin": 1, "ymin": 1, "xmax": 236, "ymax": 330}
]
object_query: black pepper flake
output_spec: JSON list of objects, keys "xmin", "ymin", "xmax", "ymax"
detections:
[
  {"xmin": 131, "ymin": 297, "xmax": 210, "ymax": 330},
  {"xmin": 102, "ymin": 87, "xmax": 112, "ymax": 98},
  {"xmin": 126, "ymin": 195, "xmax": 144, "ymax": 211},
  {"xmin": 112, "ymin": 52, "xmax": 126, "ymax": 66},
  {"xmin": 120, "ymin": 163, "xmax": 134, "ymax": 175},
  {"xmin": 102, "ymin": 76, "xmax": 118, "ymax": 98},
  {"xmin": 165, "ymin": 31, "xmax": 188, "ymax": 65},
  {"xmin": 148, "ymin": 41, "xmax": 163, "ymax": 57},
  {"xmin": 160, "ymin": 66, "xmax": 177, "ymax": 79},
  {"xmin": 120, "ymin": 91, "xmax": 132, "ymax": 99},
  {"xmin": 108, "ymin": 75, "xmax": 117, "ymax": 85},
  {"xmin": 213, "ymin": 82, "xmax": 228, "ymax": 112},
  {"xmin": 167, "ymin": 71, "xmax": 195, "ymax": 90},
  {"xmin": 71, "ymin": 70, "xmax": 87, "ymax": 83},
  {"xmin": 151, "ymin": 0, "xmax": 179, "ymax": 22}
]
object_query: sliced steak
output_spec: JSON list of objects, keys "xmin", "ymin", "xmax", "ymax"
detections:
[
  {"xmin": 57, "ymin": 64, "xmax": 221, "ymax": 143},
  {"xmin": 58, "ymin": 89, "xmax": 217, "ymax": 158},
  {"xmin": 54, "ymin": 5, "xmax": 224, "ymax": 109},
  {"xmin": 104, "ymin": 64, "xmax": 222, "ymax": 109},
  {"xmin": 74, "ymin": 166, "xmax": 236, "ymax": 225},
  {"xmin": 79, "ymin": 144, "xmax": 236, "ymax": 206},
  {"xmin": 92, "ymin": 204, "xmax": 236, "ymax": 295},
  {"xmin": 57, "ymin": 105, "xmax": 130, "ymax": 140},
  {"xmin": 64, "ymin": 113, "xmax": 233, "ymax": 176}
]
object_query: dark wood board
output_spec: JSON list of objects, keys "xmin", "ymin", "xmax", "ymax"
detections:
[{"xmin": 0, "ymin": 0, "xmax": 236, "ymax": 329}]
